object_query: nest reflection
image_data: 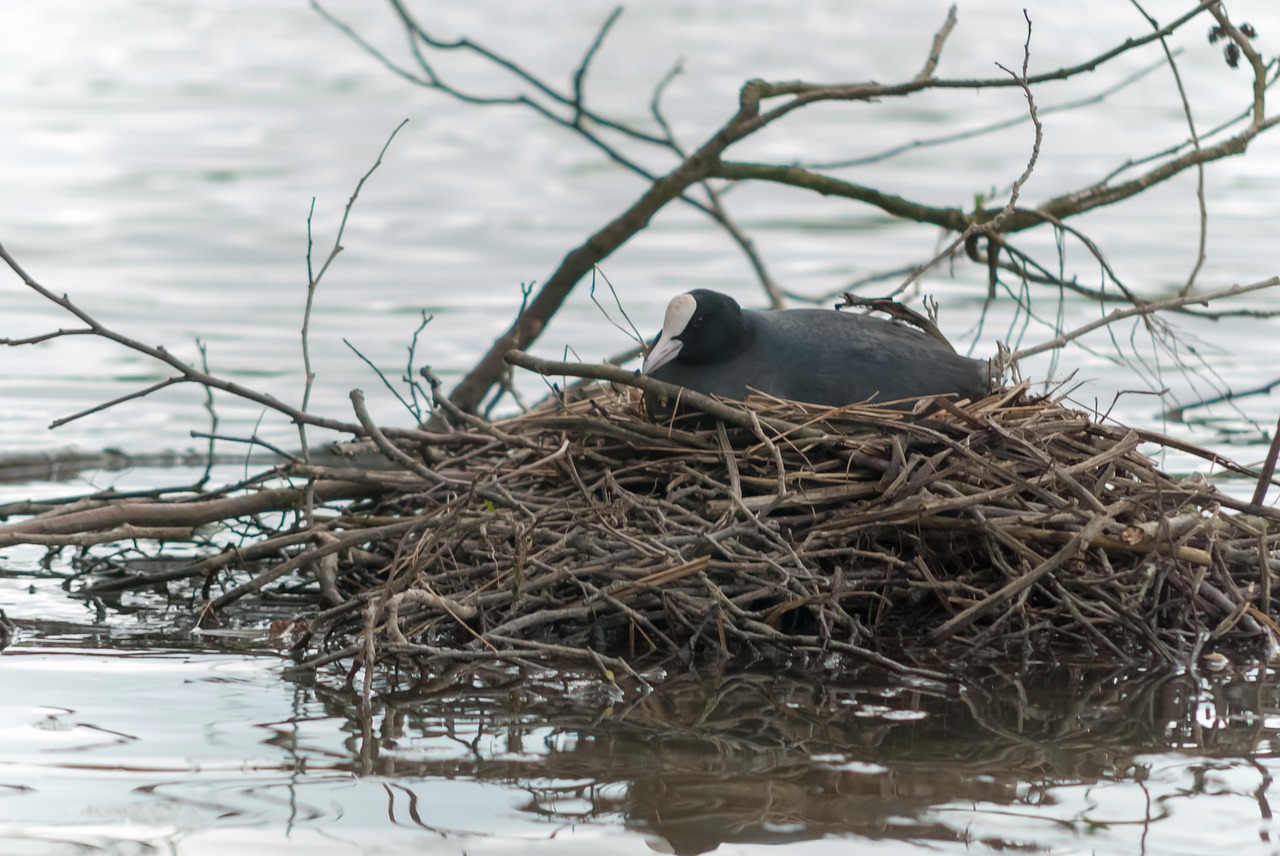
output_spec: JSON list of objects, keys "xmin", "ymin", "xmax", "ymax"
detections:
[{"xmin": 303, "ymin": 659, "xmax": 1277, "ymax": 854}]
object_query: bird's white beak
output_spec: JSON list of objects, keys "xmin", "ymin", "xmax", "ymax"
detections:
[
  {"xmin": 643, "ymin": 334, "xmax": 682, "ymax": 374},
  {"xmin": 642, "ymin": 293, "xmax": 695, "ymax": 374}
]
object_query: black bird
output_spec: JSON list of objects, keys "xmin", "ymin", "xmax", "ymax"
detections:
[{"xmin": 642, "ymin": 289, "xmax": 989, "ymax": 416}]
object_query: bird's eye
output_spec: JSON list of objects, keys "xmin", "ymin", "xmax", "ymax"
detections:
[{"xmin": 691, "ymin": 314, "xmax": 705, "ymax": 329}]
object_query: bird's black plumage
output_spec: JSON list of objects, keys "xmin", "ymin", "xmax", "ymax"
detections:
[{"xmin": 642, "ymin": 289, "xmax": 989, "ymax": 416}]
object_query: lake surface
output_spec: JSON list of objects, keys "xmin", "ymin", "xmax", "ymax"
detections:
[
  {"xmin": 4, "ymin": 592, "xmax": 1280, "ymax": 855},
  {"xmin": 3, "ymin": 1, "xmax": 1280, "ymax": 852}
]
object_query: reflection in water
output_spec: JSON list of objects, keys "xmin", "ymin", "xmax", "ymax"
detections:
[
  {"xmin": 0, "ymin": 632, "xmax": 1277, "ymax": 852},
  {"xmin": 292, "ymin": 659, "xmax": 1280, "ymax": 854}
]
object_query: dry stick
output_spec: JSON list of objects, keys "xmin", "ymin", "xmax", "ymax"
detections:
[
  {"xmin": 384, "ymin": 589, "xmax": 478, "ymax": 644},
  {"xmin": 1192, "ymin": 488, "xmax": 1280, "ymax": 526},
  {"xmin": 746, "ymin": 409, "xmax": 788, "ymax": 499},
  {"xmin": 821, "ymin": 54, "xmax": 1174, "ymax": 174},
  {"xmin": 310, "ymin": 531, "xmax": 346, "ymax": 606},
  {"xmin": 482, "ymin": 635, "xmax": 652, "ymax": 687},
  {"xmin": 295, "ymin": 123, "xmax": 405, "ymax": 529},
  {"xmin": 300, "ymin": 119, "xmax": 409, "ymax": 465},
  {"xmin": 1128, "ymin": 0, "xmax": 1208, "ymax": 295},
  {"xmin": 0, "ymin": 241, "xmax": 379, "ymax": 439},
  {"xmin": 192, "ymin": 431, "xmax": 301, "ymax": 463},
  {"xmin": 605, "ymin": 556, "xmax": 711, "ymax": 601},
  {"xmin": 349, "ymin": 389, "xmax": 462, "ymax": 487},
  {"xmin": 0, "ymin": 462, "xmax": 287, "ymax": 517},
  {"xmin": 927, "ymin": 510, "xmax": 1116, "ymax": 644},
  {"xmin": 0, "ymin": 480, "xmax": 377, "ymax": 545},
  {"xmin": 503, "ymin": 349, "xmax": 826, "ymax": 441},
  {"xmin": 82, "ymin": 526, "xmax": 328, "ymax": 594},
  {"xmin": 1251, "ymin": 414, "xmax": 1280, "ymax": 507},
  {"xmin": 839, "ymin": 296, "xmax": 956, "ymax": 349},
  {"xmin": 1011, "ymin": 277, "xmax": 1280, "ymax": 362},
  {"xmin": 893, "ymin": 7, "xmax": 1045, "ymax": 301},
  {"xmin": 206, "ymin": 519, "xmax": 418, "ymax": 613},
  {"xmin": 0, "ymin": 327, "xmax": 94, "ymax": 345},
  {"xmin": 913, "ymin": 3, "xmax": 957, "ymax": 83},
  {"xmin": 716, "ymin": 421, "xmax": 743, "ymax": 502},
  {"xmin": 1091, "ymin": 422, "xmax": 1263, "ymax": 484},
  {"xmin": 9, "ymin": 526, "xmax": 198, "ymax": 548},
  {"xmin": 49, "ymin": 377, "xmax": 187, "ymax": 429},
  {"xmin": 766, "ymin": 1, "xmax": 1220, "ymax": 100},
  {"xmin": 1261, "ymin": 529, "xmax": 1273, "ymax": 624},
  {"xmin": 361, "ymin": 600, "xmax": 376, "ymax": 704},
  {"xmin": 734, "ymin": 621, "xmax": 950, "ymax": 682},
  {"xmin": 921, "ymin": 517, "xmax": 1217, "ymax": 568}
]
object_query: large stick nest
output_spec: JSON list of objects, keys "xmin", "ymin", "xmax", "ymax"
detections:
[
  {"xmin": 7, "ymin": 373, "xmax": 1278, "ymax": 678},
  {"xmin": 292, "ymin": 379, "xmax": 1279, "ymax": 675}
]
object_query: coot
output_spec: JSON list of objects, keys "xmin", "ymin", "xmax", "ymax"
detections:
[{"xmin": 642, "ymin": 289, "xmax": 989, "ymax": 415}]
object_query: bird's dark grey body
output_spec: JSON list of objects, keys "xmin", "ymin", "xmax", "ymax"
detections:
[{"xmin": 642, "ymin": 290, "xmax": 989, "ymax": 414}]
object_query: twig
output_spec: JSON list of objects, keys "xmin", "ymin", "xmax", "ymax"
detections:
[
  {"xmin": 502, "ymin": 349, "xmax": 825, "ymax": 440},
  {"xmin": 48, "ymin": 377, "xmax": 186, "ymax": 429},
  {"xmin": 914, "ymin": 5, "xmax": 957, "ymax": 83},
  {"xmin": 1252, "ymin": 415, "xmax": 1280, "ymax": 507},
  {"xmin": 0, "ymin": 480, "xmax": 378, "ymax": 546},
  {"xmin": 1011, "ymin": 277, "xmax": 1280, "ymax": 362},
  {"xmin": 1128, "ymin": 1, "xmax": 1209, "ymax": 295},
  {"xmin": 349, "ymin": 389, "xmax": 459, "ymax": 487},
  {"xmin": 928, "ymin": 510, "xmax": 1117, "ymax": 644},
  {"xmin": 300, "ymin": 118, "xmax": 409, "ymax": 465}
]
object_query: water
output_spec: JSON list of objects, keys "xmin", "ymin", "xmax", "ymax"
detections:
[
  {"xmin": 2, "ymin": 639, "xmax": 1280, "ymax": 855},
  {"xmin": 3, "ymin": 1, "xmax": 1279, "ymax": 458},
  {"xmin": 3, "ymin": 0, "xmax": 1280, "ymax": 852}
]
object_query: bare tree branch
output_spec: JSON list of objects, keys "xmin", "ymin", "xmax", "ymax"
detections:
[{"xmin": 316, "ymin": 0, "xmax": 1272, "ymax": 414}]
